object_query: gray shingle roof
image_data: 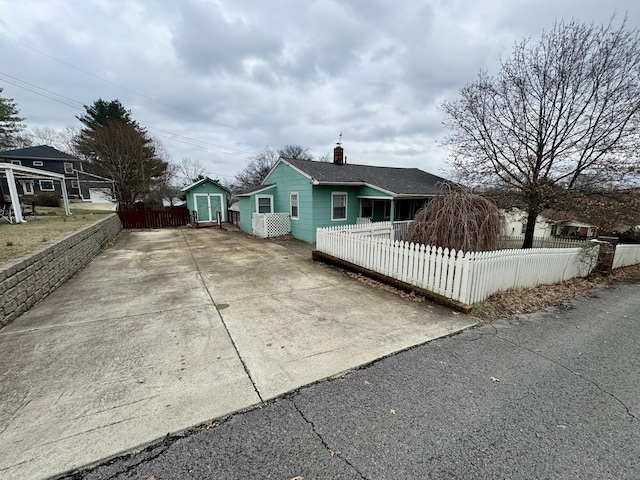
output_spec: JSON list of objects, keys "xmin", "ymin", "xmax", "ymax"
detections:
[
  {"xmin": 237, "ymin": 184, "xmax": 276, "ymax": 196},
  {"xmin": 0, "ymin": 145, "xmax": 78, "ymax": 161},
  {"xmin": 284, "ymin": 158, "xmax": 448, "ymax": 196}
]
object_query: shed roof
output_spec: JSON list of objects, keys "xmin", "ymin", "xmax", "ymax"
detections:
[
  {"xmin": 181, "ymin": 177, "xmax": 230, "ymax": 193},
  {"xmin": 282, "ymin": 158, "xmax": 448, "ymax": 196}
]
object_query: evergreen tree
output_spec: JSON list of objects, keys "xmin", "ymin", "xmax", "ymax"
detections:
[
  {"xmin": 0, "ymin": 88, "xmax": 28, "ymax": 150},
  {"xmin": 74, "ymin": 99, "xmax": 168, "ymax": 203}
]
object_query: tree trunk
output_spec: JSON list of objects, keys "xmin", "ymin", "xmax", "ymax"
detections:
[{"xmin": 523, "ymin": 207, "xmax": 539, "ymax": 249}]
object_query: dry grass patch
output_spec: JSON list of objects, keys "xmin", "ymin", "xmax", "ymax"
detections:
[
  {"xmin": 0, "ymin": 207, "xmax": 114, "ymax": 265},
  {"xmin": 473, "ymin": 263, "xmax": 640, "ymax": 322}
]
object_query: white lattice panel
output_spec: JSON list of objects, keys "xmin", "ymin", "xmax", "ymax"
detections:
[{"xmin": 252, "ymin": 213, "xmax": 291, "ymax": 238}]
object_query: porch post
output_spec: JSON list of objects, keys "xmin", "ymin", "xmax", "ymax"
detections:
[
  {"xmin": 390, "ymin": 198, "xmax": 395, "ymax": 223},
  {"xmin": 6, "ymin": 168, "xmax": 25, "ymax": 223},
  {"xmin": 60, "ymin": 179, "xmax": 72, "ymax": 215}
]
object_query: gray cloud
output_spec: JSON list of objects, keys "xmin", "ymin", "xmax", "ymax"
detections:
[{"xmin": 1, "ymin": 0, "xmax": 638, "ymax": 182}]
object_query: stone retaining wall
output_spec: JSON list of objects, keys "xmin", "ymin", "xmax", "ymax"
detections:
[{"xmin": 0, "ymin": 214, "xmax": 123, "ymax": 328}]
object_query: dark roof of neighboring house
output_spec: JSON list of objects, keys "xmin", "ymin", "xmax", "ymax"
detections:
[
  {"xmin": 0, "ymin": 145, "xmax": 79, "ymax": 161},
  {"xmin": 283, "ymin": 158, "xmax": 448, "ymax": 196},
  {"xmin": 181, "ymin": 176, "xmax": 230, "ymax": 193}
]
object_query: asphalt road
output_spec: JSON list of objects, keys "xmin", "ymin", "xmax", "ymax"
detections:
[{"xmin": 65, "ymin": 279, "xmax": 640, "ymax": 480}]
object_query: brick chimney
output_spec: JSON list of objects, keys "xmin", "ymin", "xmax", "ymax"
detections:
[{"xmin": 333, "ymin": 145, "xmax": 344, "ymax": 165}]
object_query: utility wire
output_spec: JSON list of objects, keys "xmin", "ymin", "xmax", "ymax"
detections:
[
  {"xmin": 0, "ymin": 32, "xmax": 279, "ymax": 143},
  {"xmin": 0, "ymin": 72, "xmax": 257, "ymax": 160}
]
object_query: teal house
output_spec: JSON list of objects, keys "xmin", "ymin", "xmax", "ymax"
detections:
[
  {"xmin": 238, "ymin": 146, "xmax": 448, "ymax": 243},
  {"xmin": 182, "ymin": 177, "xmax": 229, "ymax": 225}
]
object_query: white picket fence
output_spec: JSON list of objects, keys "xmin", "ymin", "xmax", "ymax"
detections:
[
  {"xmin": 499, "ymin": 236, "xmax": 588, "ymax": 249},
  {"xmin": 323, "ymin": 220, "xmax": 412, "ymax": 242},
  {"xmin": 316, "ymin": 226, "xmax": 600, "ymax": 305},
  {"xmin": 252, "ymin": 213, "xmax": 291, "ymax": 238},
  {"xmin": 613, "ymin": 244, "xmax": 640, "ymax": 268}
]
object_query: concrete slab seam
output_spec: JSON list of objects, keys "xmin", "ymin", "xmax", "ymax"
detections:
[{"xmin": 180, "ymin": 229, "xmax": 264, "ymax": 403}]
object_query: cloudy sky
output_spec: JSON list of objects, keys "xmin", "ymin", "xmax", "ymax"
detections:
[{"xmin": 1, "ymin": 0, "xmax": 639, "ymax": 183}]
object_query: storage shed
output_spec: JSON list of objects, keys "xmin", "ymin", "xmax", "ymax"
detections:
[{"xmin": 182, "ymin": 177, "xmax": 229, "ymax": 225}]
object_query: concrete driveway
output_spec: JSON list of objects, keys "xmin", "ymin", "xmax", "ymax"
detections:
[{"xmin": 0, "ymin": 227, "xmax": 476, "ymax": 480}]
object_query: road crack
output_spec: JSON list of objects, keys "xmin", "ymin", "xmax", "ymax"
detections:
[
  {"xmin": 63, "ymin": 443, "xmax": 170, "ymax": 480},
  {"xmin": 494, "ymin": 334, "xmax": 637, "ymax": 422},
  {"xmin": 290, "ymin": 398, "xmax": 369, "ymax": 480}
]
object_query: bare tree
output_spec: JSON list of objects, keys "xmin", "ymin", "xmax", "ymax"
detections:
[
  {"xmin": 28, "ymin": 126, "xmax": 81, "ymax": 155},
  {"xmin": 173, "ymin": 157, "xmax": 208, "ymax": 188},
  {"xmin": 234, "ymin": 147, "xmax": 280, "ymax": 191},
  {"xmin": 234, "ymin": 144, "xmax": 314, "ymax": 191},
  {"xmin": 441, "ymin": 17, "xmax": 640, "ymax": 248},
  {"xmin": 278, "ymin": 144, "xmax": 313, "ymax": 160}
]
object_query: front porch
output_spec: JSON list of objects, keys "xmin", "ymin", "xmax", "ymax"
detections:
[{"xmin": 357, "ymin": 197, "xmax": 428, "ymax": 223}]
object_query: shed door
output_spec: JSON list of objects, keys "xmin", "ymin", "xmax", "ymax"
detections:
[
  {"xmin": 195, "ymin": 194, "xmax": 211, "ymax": 222},
  {"xmin": 209, "ymin": 195, "xmax": 222, "ymax": 222}
]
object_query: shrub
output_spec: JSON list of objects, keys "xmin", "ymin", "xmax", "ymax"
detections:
[
  {"xmin": 403, "ymin": 183, "xmax": 503, "ymax": 252},
  {"xmin": 35, "ymin": 193, "xmax": 61, "ymax": 207}
]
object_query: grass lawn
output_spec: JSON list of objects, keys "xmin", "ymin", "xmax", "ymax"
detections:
[{"xmin": 0, "ymin": 206, "xmax": 115, "ymax": 265}]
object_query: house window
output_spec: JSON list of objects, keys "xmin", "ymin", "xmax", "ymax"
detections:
[
  {"xmin": 40, "ymin": 180, "xmax": 55, "ymax": 191},
  {"xmin": 64, "ymin": 162, "xmax": 74, "ymax": 174},
  {"xmin": 33, "ymin": 161, "xmax": 43, "ymax": 166},
  {"xmin": 10, "ymin": 160, "xmax": 21, "ymax": 166},
  {"xmin": 332, "ymin": 192, "xmax": 347, "ymax": 221},
  {"xmin": 71, "ymin": 180, "xmax": 80, "ymax": 189},
  {"xmin": 256, "ymin": 195, "xmax": 273, "ymax": 214},
  {"xmin": 384, "ymin": 201, "xmax": 391, "ymax": 219},
  {"xmin": 360, "ymin": 199, "xmax": 373, "ymax": 218},
  {"xmin": 21, "ymin": 181, "xmax": 34, "ymax": 195},
  {"xmin": 290, "ymin": 192, "xmax": 299, "ymax": 219}
]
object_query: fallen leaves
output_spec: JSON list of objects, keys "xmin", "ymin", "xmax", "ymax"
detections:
[
  {"xmin": 390, "ymin": 409, "xmax": 397, "ymax": 415},
  {"xmin": 344, "ymin": 271, "xmax": 425, "ymax": 302},
  {"xmin": 490, "ymin": 376, "xmax": 500, "ymax": 382},
  {"xmin": 474, "ymin": 263, "xmax": 640, "ymax": 323},
  {"xmin": 329, "ymin": 449, "xmax": 341, "ymax": 457},
  {"xmin": 557, "ymin": 424, "xmax": 567, "ymax": 430},
  {"xmin": 290, "ymin": 477, "xmax": 304, "ymax": 480}
]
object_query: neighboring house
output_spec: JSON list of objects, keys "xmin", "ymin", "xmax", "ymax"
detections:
[
  {"xmin": 0, "ymin": 145, "xmax": 115, "ymax": 202},
  {"xmin": 502, "ymin": 208, "xmax": 554, "ymax": 238},
  {"xmin": 501, "ymin": 207, "xmax": 597, "ymax": 239},
  {"xmin": 182, "ymin": 177, "xmax": 229, "ymax": 225},
  {"xmin": 238, "ymin": 146, "xmax": 449, "ymax": 243}
]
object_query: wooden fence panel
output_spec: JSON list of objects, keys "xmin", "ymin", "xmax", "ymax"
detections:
[{"xmin": 118, "ymin": 209, "xmax": 190, "ymax": 229}]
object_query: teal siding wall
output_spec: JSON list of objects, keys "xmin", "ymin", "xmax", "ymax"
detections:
[
  {"xmin": 358, "ymin": 185, "xmax": 390, "ymax": 198},
  {"xmin": 263, "ymin": 163, "xmax": 315, "ymax": 242},
  {"xmin": 238, "ymin": 186, "xmax": 277, "ymax": 235},
  {"xmin": 239, "ymin": 195, "xmax": 256, "ymax": 234},
  {"xmin": 310, "ymin": 185, "xmax": 361, "ymax": 240},
  {"xmin": 184, "ymin": 181, "xmax": 228, "ymax": 222}
]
